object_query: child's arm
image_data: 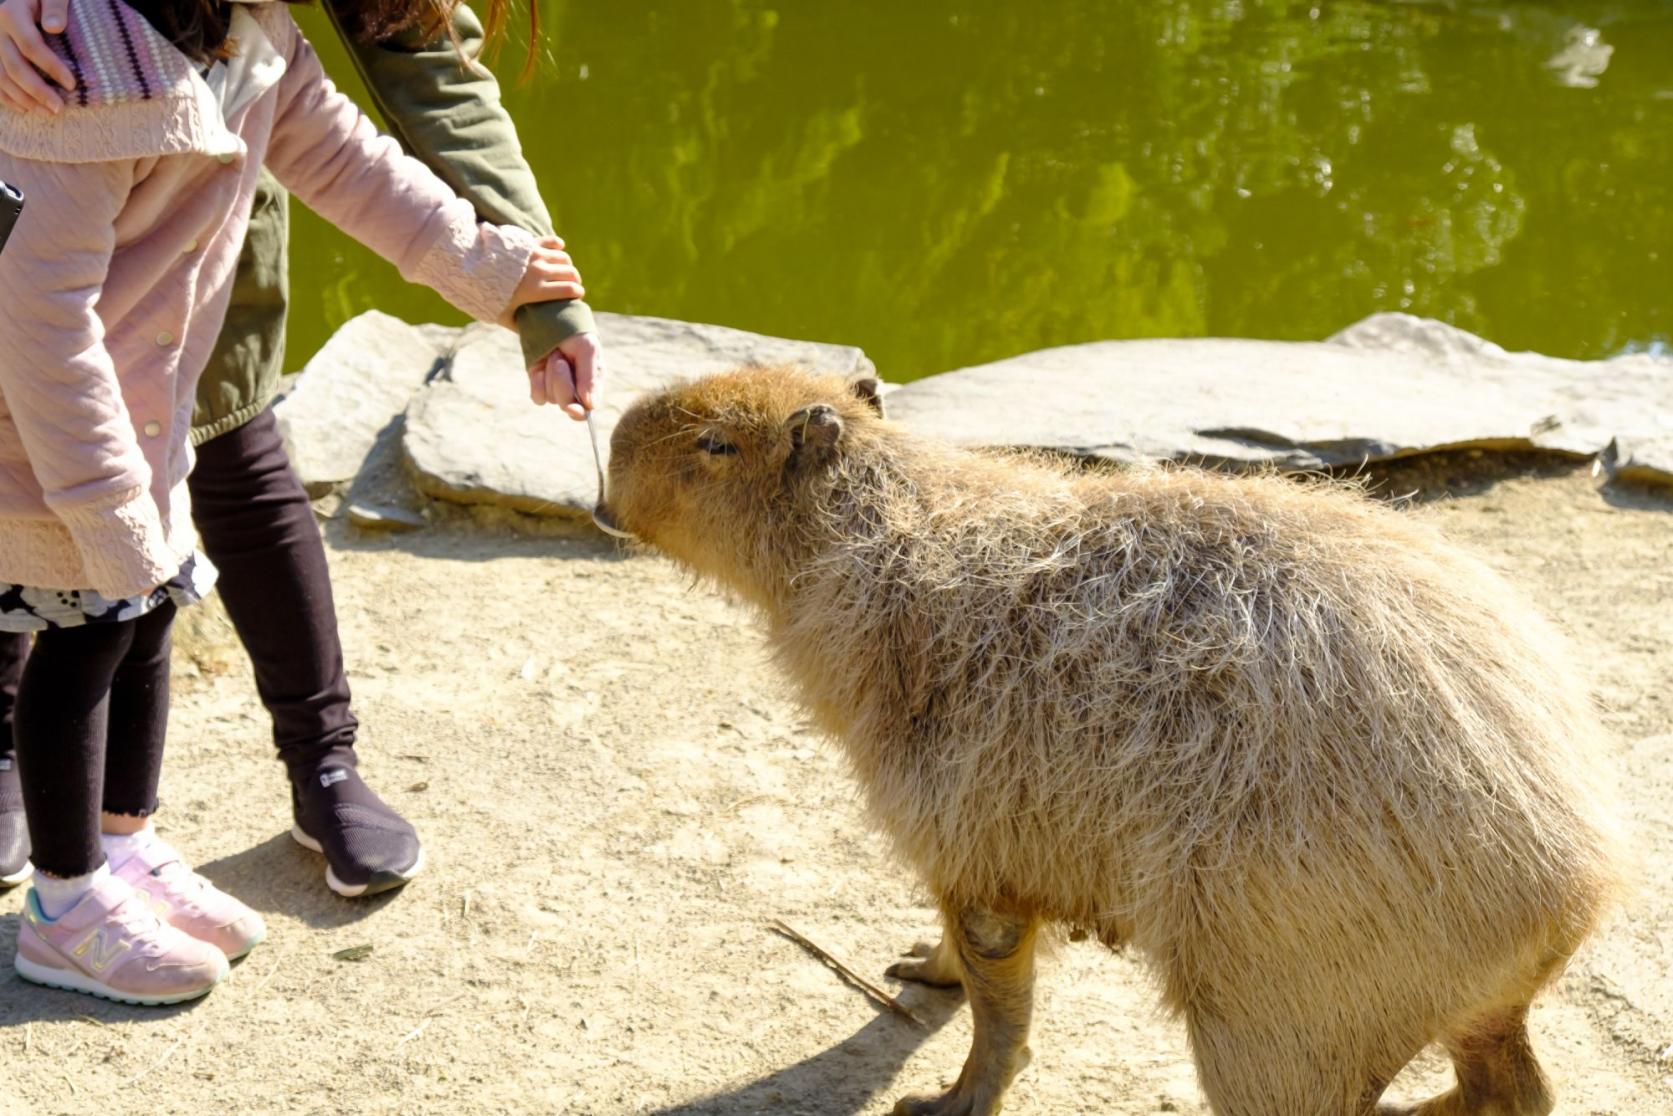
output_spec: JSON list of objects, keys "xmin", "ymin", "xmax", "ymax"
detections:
[
  {"xmin": 0, "ymin": 155, "xmax": 178, "ymax": 599},
  {"xmin": 262, "ymin": 15, "xmax": 551, "ymax": 328},
  {"xmin": 324, "ymin": 0, "xmax": 599, "ymax": 414},
  {"xmin": 322, "ymin": 1, "xmax": 596, "ymax": 366}
]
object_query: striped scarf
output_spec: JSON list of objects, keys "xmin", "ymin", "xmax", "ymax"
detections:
[{"xmin": 46, "ymin": 0, "xmax": 199, "ymax": 109}]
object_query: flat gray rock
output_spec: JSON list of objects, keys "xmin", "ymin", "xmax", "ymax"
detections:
[
  {"xmin": 274, "ymin": 312, "xmax": 448, "ymax": 495},
  {"xmin": 344, "ymin": 411, "xmax": 428, "ymax": 529},
  {"xmin": 346, "ymin": 499, "xmax": 427, "ymax": 532},
  {"xmin": 402, "ymin": 312, "xmax": 876, "ymax": 517},
  {"xmin": 886, "ymin": 313, "xmax": 1673, "ymax": 483}
]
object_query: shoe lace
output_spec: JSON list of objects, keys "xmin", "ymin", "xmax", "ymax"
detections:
[
  {"xmin": 144, "ymin": 855, "xmax": 218, "ymax": 918},
  {"xmin": 105, "ymin": 891, "xmax": 170, "ymax": 954}
]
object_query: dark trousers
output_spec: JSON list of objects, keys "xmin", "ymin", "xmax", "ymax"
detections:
[
  {"xmin": 0, "ymin": 403, "xmax": 357, "ymax": 784},
  {"xmin": 14, "ymin": 603, "xmax": 175, "ymax": 877},
  {"xmin": 185, "ymin": 405, "xmax": 360, "ymax": 773}
]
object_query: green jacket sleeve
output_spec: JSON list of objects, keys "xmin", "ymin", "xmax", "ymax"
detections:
[{"xmin": 327, "ymin": 1, "xmax": 596, "ymax": 367}]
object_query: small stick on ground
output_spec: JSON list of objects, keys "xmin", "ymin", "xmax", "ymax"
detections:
[
  {"xmin": 251, "ymin": 946, "xmax": 288, "ymax": 995},
  {"xmin": 767, "ymin": 919, "xmax": 926, "ymax": 1028},
  {"xmin": 121, "ymin": 1032, "xmax": 187, "ymax": 1089},
  {"xmin": 395, "ymin": 1018, "xmax": 432, "ymax": 1050}
]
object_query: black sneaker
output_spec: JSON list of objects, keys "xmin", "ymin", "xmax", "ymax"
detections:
[
  {"xmin": 0, "ymin": 754, "xmax": 32, "ymax": 888},
  {"xmin": 288, "ymin": 750, "xmax": 424, "ymax": 898}
]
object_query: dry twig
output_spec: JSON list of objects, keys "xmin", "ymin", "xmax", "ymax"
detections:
[
  {"xmin": 395, "ymin": 1019, "xmax": 432, "ymax": 1050},
  {"xmin": 767, "ymin": 919, "xmax": 926, "ymax": 1028},
  {"xmin": 122, "ymin": 1032, "xmax": 187, "ymax": 1089}
]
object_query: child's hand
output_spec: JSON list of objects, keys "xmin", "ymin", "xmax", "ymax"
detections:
[
  {"xmin": 0, "ymin": 0, "xmax": 75, "ymax": 115},
  {"xmin": 527, "ymin": 331, "xmax": 602, "ymax": 421},
  {"xmin": 501, "ymin": 236, "xmax": 584, "ymax": 328}
]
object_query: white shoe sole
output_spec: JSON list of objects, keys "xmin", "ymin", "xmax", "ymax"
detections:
[
  {"xmin": 224, "ymin": 925, "xmax": 268, "ymax": 962},
  {"xmin": 0, "ymin": 861, "xmax": 32, "ymax": 888},
  {"xmin": 14, "ymin": 954, "xmax": 224, "ymax": 1006},
  {"xmin": 290, "ymin": 825, "xmax": 425, "ymax": 898}
]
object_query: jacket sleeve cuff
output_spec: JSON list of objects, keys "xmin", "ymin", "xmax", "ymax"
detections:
[
  {"xmin": 407, "ymin": 217, "xmax": 537, "ymax": 324},
  {"xmin": 56, "ymin": 486, "xmax": 179, "ymax": 600},
  {"xmin": 516, "ymin": 299, "xmax": 597, "ymax": 368}
]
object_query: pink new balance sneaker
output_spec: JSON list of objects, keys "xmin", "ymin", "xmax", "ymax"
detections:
[
  {"xmin": 111, "ymin": 839, "xmax": 266, "ymax": 960},
  {"xmin": 14, "ymin": 874, "xmax": 228, "ymax": 1006}
]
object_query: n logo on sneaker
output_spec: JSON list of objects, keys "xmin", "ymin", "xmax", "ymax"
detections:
[
  {"xmin": 72, "ymin": 927, "xmax": 133, "ymax": 973},
  {"xmin": 319, "ymin": 769, "xmax": 349, "ymax": 788}
]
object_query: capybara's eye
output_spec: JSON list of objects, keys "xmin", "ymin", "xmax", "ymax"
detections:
[{"xmin": 697, "ymin": 433, "xmax": 739, "ymax": 456}]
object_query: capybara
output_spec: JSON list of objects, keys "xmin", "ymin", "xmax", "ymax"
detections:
[{"xmin": 597, "ymin": 367, "xmax": 1626, "ymax": 1116}]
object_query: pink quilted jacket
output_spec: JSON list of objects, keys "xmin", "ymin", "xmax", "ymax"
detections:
[{"xmin": 0, "ymin": 0, "xmax": 534, "ymax": 598}]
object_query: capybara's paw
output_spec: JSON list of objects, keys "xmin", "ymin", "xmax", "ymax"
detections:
[
  {"xmin": 891, "ymin": 1050, "xmax": 1027, "ymax": 1116},
  {"xmin": 891, "ymin": 1089, "xmax": 999, "ymax": 1116},
  {"xmin": 885, "ymin": 940, "xmax": 963, "ymax": 989},
  {"xmin": 886, "ymin": 957, "xmax": 963, "ymax": 988}
]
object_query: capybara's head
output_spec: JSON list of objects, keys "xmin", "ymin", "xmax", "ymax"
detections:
[{"xmin": 598, "ymin": 365, "xmax": 885, "ymax": 587}]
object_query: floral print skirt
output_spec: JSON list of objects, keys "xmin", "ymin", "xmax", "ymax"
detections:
[{"xmin": 0, "ymin": 553, "xmax": 217, "ymax": 632}]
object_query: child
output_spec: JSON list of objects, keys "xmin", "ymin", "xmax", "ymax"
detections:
[
  {"xmin": 0, "ymin": 0, "xmax": 585, "ymax": 1004},
  {"xmin": 0, "ymin": 0, "xmax": 599, "ymax": 903}
]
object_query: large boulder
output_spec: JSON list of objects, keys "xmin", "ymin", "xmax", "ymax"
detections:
[
  {"xmin": 280, "ymin": 310, "xmax": 1672, "ymax": 528},
  {"xmin": 884, "ymin": 313, "xmax": 1673, "ymax": 483},
  {"xmin": 401, "ymin": 312, "xmax": 876, "ymax": 517},
  {"xmin": 273, "ymin": 312, "xmax": 447, "ymax": 496}
]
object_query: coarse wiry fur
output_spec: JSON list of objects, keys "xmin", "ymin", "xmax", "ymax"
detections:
[{"xmin": 601, "ymin": 366, "xmax": 1629, "ymax": 1116}]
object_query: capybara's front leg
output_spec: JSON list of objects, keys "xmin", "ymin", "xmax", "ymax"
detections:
[
  {"xmin": 893, "ymin": 906, "xmax": 1038, "ymax": 1116},
  {"xmin": 886, "ymin": 935, "xmax": 963, "ymax": 989}
]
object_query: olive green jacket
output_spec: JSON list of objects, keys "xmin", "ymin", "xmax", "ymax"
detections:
[{"xmin": 192, "ymin": 2, "xmax": 594, "ymax": 444}]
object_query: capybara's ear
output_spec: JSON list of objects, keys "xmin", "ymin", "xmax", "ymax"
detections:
[
  {"xmin": 849, "ymin": 377, "xmax": 885, "ymax": 417},
  {"xmin": 787, "ymin": 403, "xmax": 844, "ymax": 467}
]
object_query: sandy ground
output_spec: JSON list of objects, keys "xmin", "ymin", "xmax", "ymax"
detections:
[{"xmin": 1, "ymin": 455, "xmax": 1670, "ymax": 1116}]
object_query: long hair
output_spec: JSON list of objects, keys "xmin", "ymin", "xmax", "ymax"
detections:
[
  {"xmin": 333, "ymin": 0, "xmax": 530, "ymax": 52},
  {"xmin": 127, "ymin": 0, "xmax": 529, "ymax": 65}
]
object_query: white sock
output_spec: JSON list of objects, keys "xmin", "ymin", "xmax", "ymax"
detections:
[
  {"xmin": 33, "ymin": 862, "xmax": 110, "ymax": 920},
  {"xmin": 99, "ymin": 824, "xmax": 158, "ymax": 871}
]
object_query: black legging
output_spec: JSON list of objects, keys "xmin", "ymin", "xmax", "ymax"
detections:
[
  {"xmin": 0, "ymin": 632, "xmax": 25, "ymax": 823},
  {"xmin": 13, "ymin": 602, "xmax": 175, "ymax": 878},
  {"xmin": 0, "ymin": 403, "xmax": 358, "ymax": 808},
  {"xmin": 0, "ymin": 631, "xmax": 23, "ymax": 751}
]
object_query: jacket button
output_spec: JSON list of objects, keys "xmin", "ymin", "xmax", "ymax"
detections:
[
  {"xmin": 156, "ymin": 331, "xmax": 174, "ymax": 347},
  {"xmin": 217, "ymin": 152, "xmax": 236, "ymax": 165},
  {"xmin": 184, "ymin": 239, "xmax": 199, "ymax": 253},
  {"xmin": 143, "ymin": 421, "xmax": 162, "ymax": 437}
]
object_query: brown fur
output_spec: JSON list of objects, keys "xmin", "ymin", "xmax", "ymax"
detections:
[{"xmin": 602, "ymin": 367, "xmax": 1628, "ymax": 1116}]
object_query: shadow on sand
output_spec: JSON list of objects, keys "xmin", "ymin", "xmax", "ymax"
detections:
[
  {"xmin": 194, "ymin": 831, "xmax": 404, "ymax": 930},
  {"xmin": 650, "ymin": 983, "xmax": 966, "ymax": 1116}
]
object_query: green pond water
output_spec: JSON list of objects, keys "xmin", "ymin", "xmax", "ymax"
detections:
[{"xmin": 290, "ymin": 0, "xmax": 1673, "ymax": 380}]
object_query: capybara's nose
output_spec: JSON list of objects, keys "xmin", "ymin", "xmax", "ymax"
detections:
[{"xmin": 592, "ymin": 502, "xmax": 634, "ymax": 539}]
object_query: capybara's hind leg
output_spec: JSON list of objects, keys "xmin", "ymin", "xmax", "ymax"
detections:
[
  {"xmin": 1379, "ymin": 1008, "xmax": 1553, "ymax": 1116},
  {"xmin": 1188, "ymin": 1006, "xmax": 1388, "ymax": 1116},
  {"xmin": 887, "ymin": 935, "xmax": 963, "ymax": 989},
  {"xmin": 892, "ymin": 906, "xmax": 1037, "ymax": 1116}
]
